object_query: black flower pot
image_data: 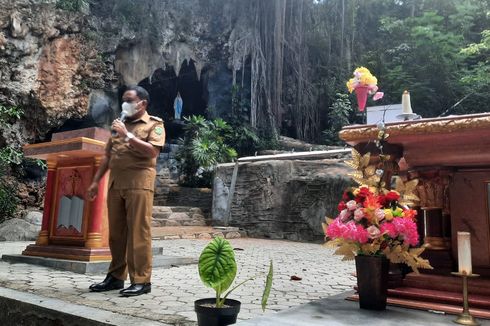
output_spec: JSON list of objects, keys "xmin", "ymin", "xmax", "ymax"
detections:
[
  {"xmin": 195, "ymin": 298, "xmax": 241, "ymax": 326},
  {"xmin": 355, "ymin": 255, "xmax": 389, "ymax": 310}
]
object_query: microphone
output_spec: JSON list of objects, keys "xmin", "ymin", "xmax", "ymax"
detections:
[{"xmin": 111, "ymin": 111, "xmax": 128, "ymax": 136}]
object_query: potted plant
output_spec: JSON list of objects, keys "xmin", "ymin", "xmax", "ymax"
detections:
[{"xmin": 194, "ymin": 237, "xmax": 273, "ymax": 326}]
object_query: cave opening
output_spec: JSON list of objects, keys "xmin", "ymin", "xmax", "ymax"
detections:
[{"xmin": 135, "ymin": 60, "xmax": 208, "ymax": 140}]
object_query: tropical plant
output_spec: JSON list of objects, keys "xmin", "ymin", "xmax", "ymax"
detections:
[
  {"xmin": 198, "ymin": 237, "xmax": 273, "ymax": 309},
  {"xmin": 176, "ymin": 116, "xmax": 237, "ymax": 187}
]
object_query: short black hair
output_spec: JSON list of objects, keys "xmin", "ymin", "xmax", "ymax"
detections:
[{"xmin": 126, "ymin": 85, "xmax": 150, "ymax": 103}]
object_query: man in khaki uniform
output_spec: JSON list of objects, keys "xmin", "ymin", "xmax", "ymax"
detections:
[{"xmin": 87, "ymin": 86, "xmax": 165, "ymax": 297}]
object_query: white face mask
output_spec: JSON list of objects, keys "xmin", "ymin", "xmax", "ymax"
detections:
[{"xmin": 121, "ymin": 101, "xmax": 141, "ymax": 117}]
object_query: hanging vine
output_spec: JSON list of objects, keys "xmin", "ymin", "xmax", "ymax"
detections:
[{"xmin": 229, "ymin": 0, "xmax": 317, "ymax": 141}]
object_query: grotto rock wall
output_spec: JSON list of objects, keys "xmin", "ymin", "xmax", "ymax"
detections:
[
  {"xmin": 213, "ymin": 159, "xmax": 353, "ymax": 242},
  {"xmin": 0, "ymin": 0, "xmax": 239, "ymax": 217}
]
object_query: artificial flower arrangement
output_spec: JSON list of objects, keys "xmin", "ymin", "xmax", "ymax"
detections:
[
  {"xmin": 323, "ymin": 127, "xmax": 432, "ymax": 273},
  {"xmin": 346, "ymin": 66, "xmax": 384, "ymax": 111}
]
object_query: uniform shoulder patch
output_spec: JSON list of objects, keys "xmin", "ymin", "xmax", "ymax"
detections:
[
  {"xmin": 149, "ymin": 115, "xmax": 163, "ymax": 122},
  {"xmin": 154, "ymin": 126, "xmax": 164, "ymax": 135}
]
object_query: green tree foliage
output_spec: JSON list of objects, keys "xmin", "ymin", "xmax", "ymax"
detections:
[
  {"xmin": 176, "ymin": 116, "xmax": 237, "ymax": 187},
  {"xmin": 0, "ymin": 182, "xmax": 17, "ymax": 223},
  {"xmin": 323, "ymin": 93, "xmax": 353, "ymax": 145},
  {"xmin": 225, "ymin": 85, "xmax": 262, "ymax": 156},
  {"xmin": 457, "ymin": 29, "xmax": 490, "ymax": 115},
  {"xmin": 0, "ymin": 104, "xmax": 22, "ymax": 221},
  {"xmin": 309, "ymin": 0, "xmax": 490, "ymax": 142}
]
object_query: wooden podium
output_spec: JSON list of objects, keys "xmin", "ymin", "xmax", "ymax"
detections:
[{"xmin": 22, "ymin": 127, "xmax": 112, "ymax": 261}]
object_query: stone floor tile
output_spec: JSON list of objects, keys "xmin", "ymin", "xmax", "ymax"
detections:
[{"xmin": 0, "ymin": 238, "xmax": 356, "ymax": 325}]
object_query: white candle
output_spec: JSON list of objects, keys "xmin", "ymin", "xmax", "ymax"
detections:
[
  {"xmin": 401, "ymin": 90, "xmax": 413, "ymax": 114},
  {"xmin": 457, "ymin": 231, "xmax": 472, "ymax": 275}
]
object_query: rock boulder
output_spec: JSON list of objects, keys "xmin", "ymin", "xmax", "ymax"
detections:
[
  {"xmin": 213, "ymin": 158, "xmax": 353, "ymax": 242},
  {"xmin": 0, "ymin": 218, "xmax": 40, "ymax": 241}
]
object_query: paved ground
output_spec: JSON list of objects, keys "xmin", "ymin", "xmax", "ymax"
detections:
[{"xmin": 0, "ymin": 239, "xmax": 356, "ymax": 325}]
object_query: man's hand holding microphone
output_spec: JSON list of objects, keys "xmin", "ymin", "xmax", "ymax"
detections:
[
  {"xmin": 87, "ymin": 109, "xmax": 129, "ymax": 201},
  {"xmin": 111, "ymin": 110, "xmax": 128, "ymax": 138}
]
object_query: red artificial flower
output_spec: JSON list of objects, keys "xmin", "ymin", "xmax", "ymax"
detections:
[
  {"xmin": 385, "ymin": 191, "xmax": 400, "ymax": 202},
  {"xmin": 403, "ymin": 209, "xmax": 418, "ymax": 221},
  {"xmin": 362, "ymin": 193, "xmax": 381, "ymax": 221},
  {"xmin": 377, "ymin": 194, "xmax": 387, "ymax": 207},
  {"xmin": 358, "ymin": 187, "xmax": 371, "ymax": 198},
  {"xmin": 338, "ymin": 201, "xmax": 347, "ymax": 212},
  {"xmin": 342, "ymin": 191, "xmax": 350, "ymax": 201}
]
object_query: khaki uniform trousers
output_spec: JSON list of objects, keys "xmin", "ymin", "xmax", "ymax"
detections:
[{"xmin": 107, "ymin": 188, "xmax": 153, "ymax": 284}]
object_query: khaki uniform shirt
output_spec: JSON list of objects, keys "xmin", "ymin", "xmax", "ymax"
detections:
[{"xmin": 106, "ymin": 112, "xmax": 165, "ymax": 191}]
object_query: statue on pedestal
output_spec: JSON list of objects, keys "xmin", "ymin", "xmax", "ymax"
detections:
[{"xmin": 174, "ymin": 92, "xmax": 183, "ymax": 120}]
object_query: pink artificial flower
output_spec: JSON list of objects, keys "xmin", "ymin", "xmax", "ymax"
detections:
[
  {"xmin": 346, "ymin": 200, "xmax": 358, "ymax": 211},
  {"xmin": 374, "ymin": 208, "xmax": 385, "ymax": 221},
  {"xmin": 326, "ymin": 218, "xmax": 344, "ymax": 239},
  {"xmin": 380, "ymin": 218, "xmax": 419, "ymax": 246},
  {"xmin": 380, "ymin": 222, "xmax": 397, "ymax": 238},
  {"xmin": 393, "ymin": 218, "xmax": 419, "ymax": 246},
  {"xmin": 355, "ymin": 224, "xmax": 369, "ymax": 244},
  {"xmin": 326, "ymin": 219, "xmax": 369, "ymax": 244},
  {"xmin": 373, "ymin": 92, "xmax": 384, "ymax": 101},
  {"xmin": 339, "ymin": 209, "xmax": 351, "ymax": 221},
  {"xmin": 367, "ymin": 225, "xmax": 381, "ymax": 239},
  {"xmin": 369, "ymin": 85, "xmax": 379, "ymax": 94},
  {"xmin": 354, "ymin": 208, "xmax": 365, "ymax": 221}
]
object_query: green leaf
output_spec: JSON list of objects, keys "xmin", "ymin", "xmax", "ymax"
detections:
[
  {"xmin": 261, "ymin": 260, "xmax": 273, "ymax": 312},
  {"xmin": 198, "ymin": 237, "xmax": 237, "ymax": 297}
]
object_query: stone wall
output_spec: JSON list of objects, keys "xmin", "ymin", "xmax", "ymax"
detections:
[{"xmin": 213, "ymin": 159, "xmax": 353, "ymax": 242}]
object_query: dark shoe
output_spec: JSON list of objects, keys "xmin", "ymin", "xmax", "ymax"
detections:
[
  {"xmin": 119, "ymin": 283, "xmax": 151, "ymax": 297},
  {"xmin": 89, "ymin": 274, "xmax": 124, "ymax": 292}
]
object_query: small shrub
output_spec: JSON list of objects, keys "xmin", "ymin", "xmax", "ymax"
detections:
[
  {"xmin": 0, "ymin": 104, "xmax": 24, "ymax": 124},
  {"xmin": 323, "ymin": 93, "xmax": 353, "ymax": 145},
  {"xmin": 0, "ymin": 146, "xmax": 23, "ymax": 166}
]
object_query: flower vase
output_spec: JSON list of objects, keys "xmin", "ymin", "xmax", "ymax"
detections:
[
  {"xmin": 388, "ymin": 262, "xmax": 404, "ymax": 289},
  {"xmin": 355, "ymin": 255, "xmax": 389, "ymax": 310},
  {"xmin": 354, "ymin": 86, "xmax": 369, "ymax": 112}
]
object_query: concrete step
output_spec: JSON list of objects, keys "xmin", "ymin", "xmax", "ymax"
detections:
[
  {"xmin": 0, "ymin": 288, "xmax": 169, "ymax": 326},
  {"xmin": 1, "ymin": 247, "xmax": 194, "ymax": 275},
  {"xmin": 152, "ymin": 206, "xmax": 208, "ymax": 227},
  {"xmin": 153, "ymin": 206, "xmax": 204, "ymax": 214},
  {"xmin": 151, "ymin": 226, "xmax": 243, "ymax": 240}
]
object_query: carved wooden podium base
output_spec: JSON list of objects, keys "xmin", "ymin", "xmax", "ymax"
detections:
[{"xmin": 22, "ymin": 244, "xmax": 111, "ymax": 262}]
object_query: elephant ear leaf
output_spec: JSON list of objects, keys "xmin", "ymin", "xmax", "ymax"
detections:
[{"xmin": 198, "ymin": 237, "xmax": 237, "ymax": 293}]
